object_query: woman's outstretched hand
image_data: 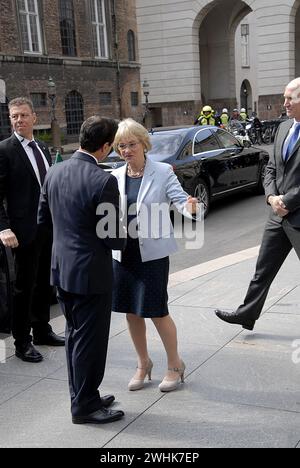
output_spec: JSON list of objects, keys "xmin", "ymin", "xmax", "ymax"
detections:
[{"xmin": 186, "ymin": 196, "xmax": 199, "ymax": 215}]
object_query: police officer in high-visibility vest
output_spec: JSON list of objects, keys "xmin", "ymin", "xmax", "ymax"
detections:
[
  {"xmin": 240, "ymin": 108, "xmax": 248, "ymax": 122},
  {"xmin": 195, "ymin": 105, "xmax": 217, "ymax": 126},
  {"xmin": 220, "ymin": 108, "xmax": 229, "ymax": 127}
]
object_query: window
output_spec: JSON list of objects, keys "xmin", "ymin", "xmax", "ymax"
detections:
[
  {"xmin": 178, "ymin": 142, "xmax": 193, "ymax": 161},
  {"xmin": 90, "ymin": 0, "xmax": 109, "ymax": 58},
  {"xmin": 131, "ymin": 92, "xmax": 139, "ymax": 107},
  {"xmin": 59, "ymin": 0, "xmax": 77, "ymax": 56},
  {"xmin": 216, "ymin": 129, "xmax": 240, "ymax": 148},
  {"xmin": 18, "ymin": 0, "xmax": 43, "ymax": 54},
  {"xmin": 193, "ymin": 130, "xmax": 219, "ymax": 154},
  {"xmin": 148, "ymin": 134, "xmax": 183, "ymax": 160},
  {"xmin": 65, "ymin": 91, "xmax": 84, "ymax": 135},
  {"xmin": 99, "ymin": 92, "xmax": 112, "ymax": 106},
  {"xmin": 241, "ymin": 23, "xmax": 250, "ymax": 68},
  {"xmin": 127, "ymin": 30, "xmax": 136, "ymax": 62},
  {"xmin": 30, "ymin": 93, "xmax": 47, "ymax": 107}
]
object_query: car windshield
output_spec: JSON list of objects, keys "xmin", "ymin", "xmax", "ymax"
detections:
[
  {"xmin": 103, "ymin": 132, "xmax": 185, "ymax": 162},
  {"xmin": 229, "ymin": 120, "xmax": 244, "ymax": 130},
  {"xmin": 148, "ymin": 133, "xmax": 184, "ymax": 159},
  {"xmin": 105, "ymin": 151, "xmax": 121, "ymax": 162}
]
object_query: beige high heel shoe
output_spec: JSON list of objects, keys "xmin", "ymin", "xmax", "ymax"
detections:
[
  {"xmin": 158, "ymin": 361, "xmax": 186, "ymax": 392},
  {"xmin": 128, "ymin": 359, "xmax": 153, "ymax": 391}
]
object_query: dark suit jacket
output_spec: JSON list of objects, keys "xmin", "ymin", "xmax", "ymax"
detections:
[
  {"xmin": 264, "ymin": 119, "xmax": 300, "ymax": 227},
  {"xmin": 0, "ymin": 134, "xmax": 52, "ymax": 245},
  {"xmin": 38, "ymin": 151, "xmax": 126, "ymax": 295}
]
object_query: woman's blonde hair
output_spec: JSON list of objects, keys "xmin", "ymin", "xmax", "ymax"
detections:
[{"xmin": 113, "ymin": 118, "xmax": 152, "ymax": 155}]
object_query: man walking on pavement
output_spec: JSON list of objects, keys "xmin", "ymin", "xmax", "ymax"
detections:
[
  {"xmin": 215, "ymin": 77, "xmax": 300, "ymax": 331},
  {"xmin": 0, "ymin": 97, "xmax": 65, "ymax": 363}
]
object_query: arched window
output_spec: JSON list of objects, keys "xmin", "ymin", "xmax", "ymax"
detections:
[
  {"xmin": 127, "ymin": 30, "xmax": 136, "ymax": 62},
  {"xmin": 65, "ymin": 91, "xmax": 84, "ymax": 136},
  {"xmin": 59, "ymin": 0, "xmax": 77, "ymax": 56}
]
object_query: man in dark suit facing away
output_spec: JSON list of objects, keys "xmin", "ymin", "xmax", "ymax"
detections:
[
  {"xmin": 215, "ymin": 77, "xmax": 300, "ymax": 331},
  {"xmin": 0, "ymin": 97, "xmax": 65, "ymax": 364},
  {"xmin": 38, "ymin": 116, "xmax": 126, "ymax": 425}
]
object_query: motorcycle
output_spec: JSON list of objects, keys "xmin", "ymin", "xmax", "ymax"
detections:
[
  {"xmin": 228, "ymin": 120, "xmax": 251, "ymax": 147},
  {"xmin": 246, "ymin": 119, "xmax": 263, "ymax": 145}
]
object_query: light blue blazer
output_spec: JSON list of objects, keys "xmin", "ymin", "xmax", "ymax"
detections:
[{"xmin": 112, "ymin": 158, "xmax": 192, "ymax": 263}]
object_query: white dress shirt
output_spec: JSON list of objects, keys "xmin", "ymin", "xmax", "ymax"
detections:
[
  {"xmin": 282, "ymin": 119, "xmax": 300, "ymax": 159},
  {"xmin": 14, "ymin": 132, "xmax": 50, "ymax": 186}
]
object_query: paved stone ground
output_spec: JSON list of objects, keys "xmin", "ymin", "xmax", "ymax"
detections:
[{"xmin": 0, "ymin": 246, "xmax": 299, "ymax": 448}]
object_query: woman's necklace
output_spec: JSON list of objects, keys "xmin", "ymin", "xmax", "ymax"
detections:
[{"xmin": 127, "ymin": 162, "xmax": 146, "ymax": 178}]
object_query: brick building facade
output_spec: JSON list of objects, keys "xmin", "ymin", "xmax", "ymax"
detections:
[{"xmin": 0, "ymin": 0, "xmax": 141, "ymax": 144}]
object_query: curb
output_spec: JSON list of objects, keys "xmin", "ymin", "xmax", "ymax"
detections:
[{"xmin": 169, "ymin": 245, "xmax": 260, "ymax": 288}]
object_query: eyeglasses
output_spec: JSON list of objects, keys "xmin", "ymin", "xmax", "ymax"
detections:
[
  {"xmin": 118, "ymin": 142, "xmax": 140, "ymax": 151},
  {"xmin": 10, "ymin": 113, "xmax": 32, "ymax": 120}
]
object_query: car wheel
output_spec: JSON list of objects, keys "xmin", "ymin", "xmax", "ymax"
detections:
[
  {"xmin": 253, "ymin": 163, "xmax": 267, "ymax": 195},
  {"xmin": 194, "ymin": 179, "xmax": 210, "ymax": 218}
]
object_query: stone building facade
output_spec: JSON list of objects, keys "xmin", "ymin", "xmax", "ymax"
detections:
[
  {"xmin": 136, "ymin": 0, "xmax": 300, "ymax": 126},
  {"xmin": 0, "ymin": 0, "xmax": 141, "ymax": 143}
]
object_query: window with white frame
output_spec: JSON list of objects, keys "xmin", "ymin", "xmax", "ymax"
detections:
[
  {"xmin": 90, "ymin": 0, "xmax": 109, "ymax": 58},
  {"xmin": 241, "ymin": 24, "xmax": 250, "ymax": 68},
  {"xmin": 18, "ymin": 0, "xmax": 43, "ymax": 54}
]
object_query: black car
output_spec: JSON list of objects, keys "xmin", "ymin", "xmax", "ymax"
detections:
[{"xmin": 101, "ymin": 125, "xmax": 269, "ymax": 217}]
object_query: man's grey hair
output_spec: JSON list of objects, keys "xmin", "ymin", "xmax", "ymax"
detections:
[
  {"xmin": 286, "ymin": 78, "xmax": 300, "ymax": 103},
  {"xmin": 8, "ymin": 97, "xmax": 35, "ymax": 113}
]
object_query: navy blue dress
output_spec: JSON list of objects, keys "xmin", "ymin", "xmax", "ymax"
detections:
[{"xmin": 112, "ymin": 175, "xmax": 169, "ymax": 318}]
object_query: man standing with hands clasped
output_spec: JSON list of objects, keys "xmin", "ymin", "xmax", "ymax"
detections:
[
  {"xmin": 0, "ymin": 97, "xmax": 64, "ymax": 364},
  {"xmin": 215, "ymin": 77, "xmax": 300, "ymax": 331}
]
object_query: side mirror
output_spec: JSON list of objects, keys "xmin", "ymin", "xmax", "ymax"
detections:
[{"xmin": 243, "ymin": 140, "xmax": 252, "ymax": 148}]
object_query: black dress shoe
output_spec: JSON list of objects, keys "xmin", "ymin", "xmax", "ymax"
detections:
[
  {"xmin": 101, "ymin": 394, "xmax": 115, "ymax": 408},
  {"xmin": 33, "ymin": 331, "xmax": 65, "ymax": 347},
  {"xmin": 215, "ymin": 310, "xmax": 256, "ymax": 331},
  {"xmin": 15, "ymin": 343, "xmax": 43, "ymax": 363},
  {"xmin": 72, "ymin": 407, "xmax": 125, "ymax": 425}
]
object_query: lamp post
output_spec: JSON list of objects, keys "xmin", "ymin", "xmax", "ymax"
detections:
[
  {"xmin": 47, "ymin": 77, "xmax": 61, "ymax": 153},
  {"xmin": 142, "ymin": 80, "xmax": 151, "ymax": 128},
  {"xmin": 243, "ymin": 86, "xmax": 248, "ymax": 112}
]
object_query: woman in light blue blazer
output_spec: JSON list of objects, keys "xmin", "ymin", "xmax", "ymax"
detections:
[{"xmin": 112, "ymin": 119, "xmax": 198, "ymax": 393}]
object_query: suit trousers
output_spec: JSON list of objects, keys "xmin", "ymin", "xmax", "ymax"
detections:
[
  {"xmin": 12, "ymin": 227, "xmax": 52, "ymax": 348},
  {"xmin": 57, "ymin": 287, "xmax": 112, "ymax": 417},
  {"xmin": 236, "ymin": 217, "xmax": 300, "ymax": 321}
]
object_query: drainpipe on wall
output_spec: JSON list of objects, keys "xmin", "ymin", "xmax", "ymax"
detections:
[{"xmin": 111, "ymin": 0, "xmax": 123, "ymax": 119}]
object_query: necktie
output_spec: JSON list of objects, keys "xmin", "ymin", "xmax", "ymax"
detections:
[
  {"xmin": 28, "ymin": 141, "xmax": 47, "ymax": 185},
  {"xmin": 284, "ymin": 123, "xmax": 300, "ymax": 162}
]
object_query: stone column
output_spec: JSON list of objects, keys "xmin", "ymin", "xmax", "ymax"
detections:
[{"xmin": 255, "ymin": 0, "xmax": 296, "ymax": 118}]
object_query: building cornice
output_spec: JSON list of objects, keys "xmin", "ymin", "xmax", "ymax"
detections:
[{"xmin": 0, "ymin": 55, "xmax": 140, "ymax": 70}]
